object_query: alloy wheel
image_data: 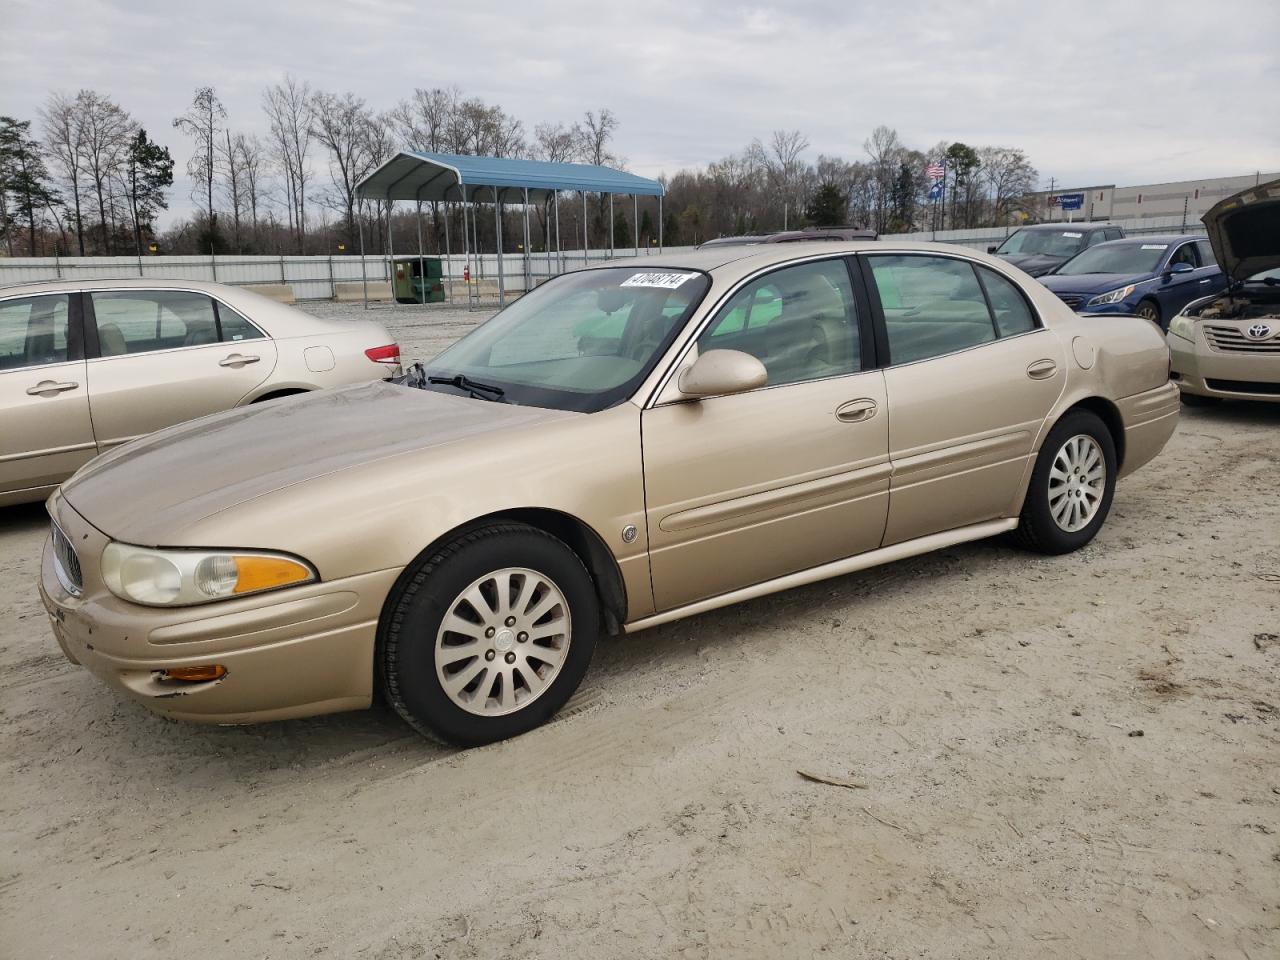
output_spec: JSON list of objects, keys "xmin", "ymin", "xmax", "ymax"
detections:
[
  {"xmin": 434, "ymin": 568, "xmax": 571, "ymax": 717},
  {"xmin": 1048, "ymin": 434, "xmax": 1106, "ymax": 533}
]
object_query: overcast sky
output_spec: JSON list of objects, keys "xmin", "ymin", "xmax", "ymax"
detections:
[{"xmin": 4, "ymin": 0, "xmax": 1277, "ymax": 226}]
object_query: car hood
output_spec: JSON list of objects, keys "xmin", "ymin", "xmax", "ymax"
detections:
[
  {"xmin": 1202, "ymin": 177, "xmax": 1280, "ymax": 282},
  {"xmin": 996, "ymin": 253, "xmax": 1067, "ymax": 277},
  {"xmin": 61, "ymin": 381, "xmax": 577, "ymax": 543},
  {"xmin": 1037, "ymin": 272, "xmax": 1150, "ymax": 296}
]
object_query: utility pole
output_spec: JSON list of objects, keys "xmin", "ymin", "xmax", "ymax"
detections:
[{"xmin": 1047, "ymin": 177, "xmax": 1055, "ymax": 223}]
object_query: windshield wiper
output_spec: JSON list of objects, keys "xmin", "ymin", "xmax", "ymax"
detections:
[{"xmin": 427, "ymin": 373, "xmax": 507, "ymax": 401}]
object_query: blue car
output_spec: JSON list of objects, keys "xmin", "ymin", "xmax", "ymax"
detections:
[{"xmin": 1038, "ymin": 234, "xmax": 1227, "ymax": 329}]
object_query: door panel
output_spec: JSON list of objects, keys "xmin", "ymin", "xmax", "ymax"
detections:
[
  {"xmin": 0, "ymin": 293, "xmax": 96, "ymax": 500},
  {"xmin": 881, "ymin": 331, "xmax": 1064, "ymax": 544},
  {"xmin": 642, "ymin": 371, "xmax": 890, "ymax": 611},
  {"xmin": 85, "ymin": 290, "xmax": 277, "ymax": 449}
]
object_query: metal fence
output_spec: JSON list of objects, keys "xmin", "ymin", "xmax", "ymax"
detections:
[
  {"xmin": 0, "ymin": 246, "xmax": 699, "ymax": 302},
  {"xmin": 879, "ymin": 214, "xmax": 1209, "ymax": 251}
]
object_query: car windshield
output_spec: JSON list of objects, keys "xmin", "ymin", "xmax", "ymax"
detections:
[
  {"xmin": 1246, "ymin": 267, "xmax": 1280, "ymax": 283},
  {"xmin": 424, "ymin": 267, "xmax": 710, "ymax": 413},
  {"xmin": 995, "ymin": 229, "xmax": 1087, "ymax": 258},
  {"xmin": 1055, "ymin": 242, "xmax": 1169, "ymax": 276}
]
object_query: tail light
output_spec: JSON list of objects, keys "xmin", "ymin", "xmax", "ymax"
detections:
[{"xmin": 365, "ymin": 344, "xmax": 401, "ymax": 365}]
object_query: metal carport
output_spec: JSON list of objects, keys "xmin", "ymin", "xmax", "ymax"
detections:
[{"xmin": 354, "ymin": 151, "xmax": 665, "ymax": 309}]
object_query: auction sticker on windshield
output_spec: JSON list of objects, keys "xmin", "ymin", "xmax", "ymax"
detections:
[
  {"xmin": 1142, "ymin": 244, "xmax": 1169, "ymax": 250},
  {"xmin": 1063, "ymin": 232, "xmax": 1082, "ymax": 238},
  {"xmin": 620, "ymin": 272, "xmax": 699, "ymax": 289}
]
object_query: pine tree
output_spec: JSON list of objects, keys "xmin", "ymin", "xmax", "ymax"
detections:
[
  {"xmin": 124, "ymin": 128, "xmax": 174, "ymax": 256},
  {"xmin": 0, "ymin": 116, "xmax": 60, "ymax": 255},
  {"xmin": 805, "ymin": 183, "xmax": 848, "ymax": 227}
]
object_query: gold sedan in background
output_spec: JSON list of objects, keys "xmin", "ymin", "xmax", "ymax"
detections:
[
  {"xmin": 40, "ymin": 242, "xmax": 1178, "ymax": 745},
  {"xmin": 1, "ymin": 278, "xmax": 400, "ymax": 506}
]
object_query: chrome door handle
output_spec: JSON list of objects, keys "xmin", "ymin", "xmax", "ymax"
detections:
[
  {"xmin": 26, "ymin": 380, "xmax": 80, "ymax": 396},
  {"xmin": 1198, "ymin": 278, "xmax": 1211, "ymax": 284},
  {"xmin": 219, "ymin": 354, "xmax": 261, "ymax": 367},
  {"xmin": 835, "ymin": 398, "xmax": 878, "ymax": 423},
  {"xmin": 1026, "ymin": 359, "xmax": 1058, "ymax": 380}
]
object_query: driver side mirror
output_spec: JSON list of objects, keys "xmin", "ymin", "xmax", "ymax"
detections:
[
  {"xmin": 678, "ymin": 349, "xmax": 768, "ymax": 399},
  {"xmin": 1165, "ymin": 262, "xmax": 1194, "ymax": 276},
  {"xmin": 987, "ymin": 245, "xmax": 998, "ymax": 254}
]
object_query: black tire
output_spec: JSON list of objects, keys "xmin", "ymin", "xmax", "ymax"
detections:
[
  {"xmin": 1179, "ymin": 391, "xmax": 1221, "ymax": 408},
  {"xmin": 378, "ymin": 523, "xmax": 598, "ymax": 746},
  {"xmin": 1011, "ymin": 410, "xmax": 1118, "ymax": 555},
  {"xmin": 1135, "ymin": 299, "xmax": 1162, "ymax": 328}
]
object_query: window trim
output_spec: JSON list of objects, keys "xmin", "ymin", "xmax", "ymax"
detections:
[
  {"xmin": 857, "ymin": 251, "xmax": 1047, "ymax": 369},
  {"xmin": 644, "ymin": 252, "xmax": 878, "ymax": 408},
  {"xmin": 82, "ymin": 288, "xmax": 270, "ymax": 361},
  {"xmin": 0, "ymin": 290, "xmax": 84, "ymax": 374}
]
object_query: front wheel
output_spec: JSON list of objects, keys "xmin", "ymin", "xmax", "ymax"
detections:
[
  {"xmin": 1012, "ymin": 410, "xmax": 1117, "ymax": 555},
  {"xmin": 1135, "ymin": 299, "xmax": 1162, "ymax": 328},
  {"xmin": 378, "ymin": 524, "xmax": 599, "ymax": 745}
]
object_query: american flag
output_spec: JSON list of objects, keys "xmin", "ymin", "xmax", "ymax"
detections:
[{"xmin": 926, "ymin": 161, "xmax": 944, "ymax": 179}]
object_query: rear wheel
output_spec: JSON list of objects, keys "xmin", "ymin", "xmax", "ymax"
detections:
[
  {"xmin": 379, "ymin": 523, "xmax": 598, "ymax": 746},
  {"xmin": 1012, "ymin": 410, "xmax": 1117, "ymax": 555},
  {"xmin": 1135, "ymin": 299, "xmax": 1162, "ymax": 328}
]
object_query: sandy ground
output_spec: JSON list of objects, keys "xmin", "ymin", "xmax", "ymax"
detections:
[{"xmin": 2, "ymin": 303, "xmax": 1278, "ymax": 959}]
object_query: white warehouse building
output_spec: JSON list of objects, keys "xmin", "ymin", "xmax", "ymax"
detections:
[{"xmin": 1028, "ymin": 170, "xmax": 1280, "ymax": 226}]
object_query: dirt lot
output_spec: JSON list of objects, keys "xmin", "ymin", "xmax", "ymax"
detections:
[{"xmin": 2, "ymin": 303, "xmax": 1277, "ymax": 959}]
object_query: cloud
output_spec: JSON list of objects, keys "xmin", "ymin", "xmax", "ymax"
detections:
[{"xmin": 3, "ymin": 0, "xmax": 1276, "ymax": 227}]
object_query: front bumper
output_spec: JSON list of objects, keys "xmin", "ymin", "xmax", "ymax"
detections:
[
  {"xmin": 1167, "ymin": 332, "xmax": 1280, "ymax": 402},
  {"xmin": 40, "ymin": 491, "xmax": 401, "ymax": 724}
]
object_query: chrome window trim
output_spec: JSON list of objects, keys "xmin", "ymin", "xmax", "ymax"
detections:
[
  {"xmin": 84, "ymin": 287, "xmax": 271, "ymax": 359},
  {"xmin": 641, "ymin": 247, "xmax": 1048, "ymax": 408}
]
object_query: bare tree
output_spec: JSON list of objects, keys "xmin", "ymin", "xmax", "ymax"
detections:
[
  {"xmin": 40, "ymin": 92, "xmax": 88, "ymax": 254},
  {"xmin": 263, "ymin": 75, "xmax": 313, "ymax": 252},
  {"xmin": 979, "ymin": 146, "xmax": 1037, "ymax": 226},
  {"xmin": 172, "ymin": 86, "xmax": 226, "ymax": 244},
  {"xmin": 576, "ymin": 108, "xmax": 618, "ymax": 167},
  {"xmin": 533, "ymin": 122, "xmax": 580, "ymax": 164},
  {"xmin": 310, "ymin": 90, "xmax": 378, "ymax": 251},
  {"xmin": 236, "ymin": 134, "xmax": 267, "ymax": 242},
  {"xmin": 218, "ymin": 130, "xmax": 245, "ymax": 250}
]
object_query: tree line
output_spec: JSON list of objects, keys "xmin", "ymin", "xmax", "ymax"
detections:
[{"xmin": 1, "ymin": 79, "xmax": 1043, "ymax": 259}]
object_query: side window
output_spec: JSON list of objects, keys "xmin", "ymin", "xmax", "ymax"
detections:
[
  {"xmin": 0, "ymin": 294, "xmax": 71, "ymax": 371},
  {"xmin": 697, "ymin": 259, "xmax": 860, "ymax": 387},
  {"xmin": 1106, "ymin": 228, "xmax": 1124, "ymax": 241},
  {"xmin": 1086, "ymin": 231, "xmax": 1108, "ymax": 247},
  {"xmin": 977, "ymin": 267, "xmax": 1038, "ymax": 336},
  {"xmin": 1168, "ymin": 243, "xmax": 1198, "ymax": 269},
  {"xmin": 216, "ymin": 303, "xmax": 266, "ymax": 342},
  {"xmin": 1196, "ymin": 240, "xmax": 1217, "ymax": 267},
  {"xmin": 869, "ymin": 255, "xmax": 995, "ymax": 365},
  {"xmin": 90, "ymin": 291, "xmax": 218, "ymax": 356}
]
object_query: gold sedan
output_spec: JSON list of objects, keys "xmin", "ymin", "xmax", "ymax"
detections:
[
  {"xmin": 1, "ymin": 278, "xmax": 400, "ymax": 506},
  {"xmin": 39, "ymin": 242, "xmax": 1178, "ymax": 744}
]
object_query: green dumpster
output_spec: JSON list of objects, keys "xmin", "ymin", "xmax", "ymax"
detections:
[{"xmin": 393, "ymin": 257, "xmax": 446, "ymax": 303}]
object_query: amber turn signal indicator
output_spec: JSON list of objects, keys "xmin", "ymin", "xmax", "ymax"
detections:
[
  {"xmin": 159, "ymin": 664, "xmax": 227, "ymax": 683},
  {"xmin": 230, "ymin": 556, "xmax": 313, "ymax": 594}
]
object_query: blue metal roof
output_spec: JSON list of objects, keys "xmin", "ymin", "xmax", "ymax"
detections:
[{"xmin": 355, "ymin": 151, "xmax": 664, "ymax": 203}]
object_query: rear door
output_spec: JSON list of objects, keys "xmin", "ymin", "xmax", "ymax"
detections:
[
  {"xmin": 84, "ymin": 289, "xmax": 277, "ymax": 450},
  {"xmin": 642, "ymin": 256, "xmax": 890, "ymax": 611},
  {"xmin": 0, "ymin": 292, "xmax": 96, "ymax": 501},
  {"xmin": 1154, "ymin": 241, "xmax": 1205, "ymax": 319},
  {"xmin": 862, "ymin": 253, "xmax": 1065, "ymax": 545}
]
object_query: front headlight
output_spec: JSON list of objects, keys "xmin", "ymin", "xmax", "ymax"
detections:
[
  {"xmin": 101, "ymin": 543, "xmax": 317, "ymax": 607},
  {"xmin": 1087, "ymin": 284, "xmax": 1136, "ymax": 306},
  {"xmin": 1168, "ymin": 313, "xmax": 1197, "ymax": 341}
]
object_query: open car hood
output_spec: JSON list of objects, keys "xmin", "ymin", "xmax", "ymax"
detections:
[{"xmin": 1203, "ymin": 177, "xmax": 1280, "ymax": 282}]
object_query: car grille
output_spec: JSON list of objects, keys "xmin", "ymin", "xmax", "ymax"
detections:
[
  {"xmin": 1056, "ymin": 294, "xmax": 1085, "ymax": 309},
  {"xmin": 1205, "ymin": 378, "xmax": 1280, "ymax": 396},
  {"xmin": 51, "ymin": 521, "xmax": 83, "ymax": 595},
  {"xmin": 1204, "ymin": 325, "xmax": 1280, "ymax": 353}
]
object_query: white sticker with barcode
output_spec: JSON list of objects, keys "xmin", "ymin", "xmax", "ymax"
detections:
[
  {"xmin": 620, "ymin": 271, "xmax": 699, "ymax": 289},
  {"xmin": 1062, "ymin": 231, "xmax": 1082, "ymax": 238},
  {"xmin": 1141, "ymin": 243, "xmax": 1168, "ymax": 250}
]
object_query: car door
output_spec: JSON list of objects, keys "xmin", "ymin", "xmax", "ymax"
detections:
[
  {"xmin": 1154, "ymin": 241, "xmax": 1205, "ymax": 318},
  {"xmin": 1193, "ymin": 239, "xmax": 1228, "ymax": 299},
  {"xmin": 0, "ymin": 292, "xmax": 97, "ymax": 502},
  {"xmin": 642, "ymin": 257, "xmax": 890, "ymax": 611},
  {"xmin": 862, "ymin": 253, "xmax": 1066, "ymax": 546},
  {"xmin": 84, "ymin": 289, "xmax": 278, "ymax": 450}
]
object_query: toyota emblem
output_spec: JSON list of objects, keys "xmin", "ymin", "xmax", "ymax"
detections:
[{"xmin": 1246, "ymin": 323, "xmax": 1272, "ymax": 339}]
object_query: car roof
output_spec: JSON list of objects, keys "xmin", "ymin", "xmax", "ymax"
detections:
[
  {"xmin": 583, "ymin": 239, "xmax": 1015, "ymax": 286},
  {"xmin": 1091, "ymin": 233, "xmax": 1203, "ymax": 246},
  {"xmin": 0, "ymin": 277, "xmax": 329, "ymax": 337}
]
